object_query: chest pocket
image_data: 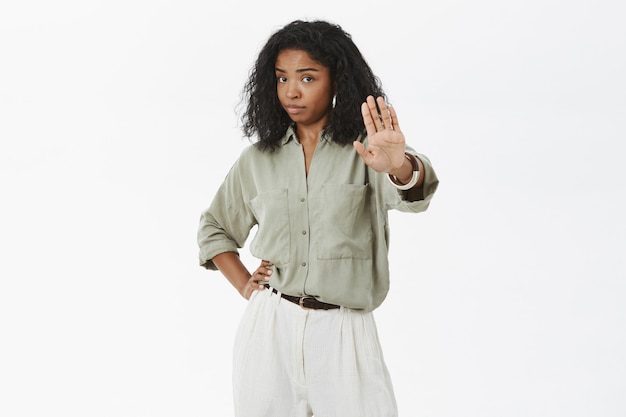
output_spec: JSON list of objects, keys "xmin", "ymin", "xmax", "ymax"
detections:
[
  {"xmin": 248, "ymin": 189, "xmax": 290, "ymax": 265},
  {"xmin": 313, "ymin": 183, "xmax": 373, "ymax": 260}
]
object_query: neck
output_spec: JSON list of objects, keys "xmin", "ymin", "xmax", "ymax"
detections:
[{"xmin": 295, "ymin": 122, "xmax": 325, "ymax": 145}]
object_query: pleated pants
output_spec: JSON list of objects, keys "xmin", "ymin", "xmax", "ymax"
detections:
[{"xmin": 232, "ymin": 287, "xmax": 398, "ymax": 417}]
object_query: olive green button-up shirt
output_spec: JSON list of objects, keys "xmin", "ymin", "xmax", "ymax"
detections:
[{"xmin": 198, "ymin": 127, "xmax": 439, "ymax": 311}]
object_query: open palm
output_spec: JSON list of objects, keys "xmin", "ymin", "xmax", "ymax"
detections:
[{"xmin": 353, "ymin": 95, "xmax": 406, "ymax": 173}]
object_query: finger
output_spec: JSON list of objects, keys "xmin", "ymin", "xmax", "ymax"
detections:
[
  {"xmin": 353, "ymin": 140, "xmax": 374, "ymax": 166},
  {"xmin": 353, "ymin": 140, "xmax": 366, "ymax": 157},
  {"xmin": 251, "ymin": 278, "xmax": 266, "ymax": 295},
  {"xmin": 362, "ymin": 96, "xmax": 383, "ymax": 133},
  {"xmin": 361, "ymin": 101, "xmax": 378, "ymax": 138},
  {"xmin": 388, "ymin": 104, "xmax": 402, "ymax": 133},
  {"xmin": 254, "ymin": 269, "xmax": 270, "ymax": 283},
  {"xmin": 376, "ymin": 97, "xmax": 393, "ymax": 130},
  {"xmin": 368, "ymin": 96, "xmax": 384, "ymax": 131}
]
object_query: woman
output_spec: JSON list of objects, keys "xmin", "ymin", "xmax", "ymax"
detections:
[{"xmin": 198, "ymin": 19, "xmax": 439, "ymax": 417}]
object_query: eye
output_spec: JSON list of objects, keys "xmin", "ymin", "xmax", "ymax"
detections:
[
  {"xmin": 277, "ymin": 76, "xmax": 287, "ymax": 83},
  {"xmin": 302, "ymin": 76, "xmax": 314, "ymax": 83}
]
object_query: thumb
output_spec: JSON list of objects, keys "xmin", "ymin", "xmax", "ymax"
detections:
[{"xmin": 353, "ymin": 140, "xmax": 366, "ymax": 156}]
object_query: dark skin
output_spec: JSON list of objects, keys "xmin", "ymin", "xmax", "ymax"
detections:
[
  {"xmin": 213, "ymin": 49, "xmax": 424, "ymax": 299},
  {"xmin": 211, "ymin": 253, "xmax": 272, "ymax": 300}
]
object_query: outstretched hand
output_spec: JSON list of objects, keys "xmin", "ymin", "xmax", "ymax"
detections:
[{"xmin": 353, "ymin": 95, "xmax": 406, "ymax": 173}]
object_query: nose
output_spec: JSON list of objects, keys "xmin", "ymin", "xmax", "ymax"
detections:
[{"xmin": 285, "ymin": 81, "xmax": 300, "ymax": 99}]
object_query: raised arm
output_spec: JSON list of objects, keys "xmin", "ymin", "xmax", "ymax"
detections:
[{"xmin": 353, "ymin": 95, "xmax": 424, "ymax": 188}]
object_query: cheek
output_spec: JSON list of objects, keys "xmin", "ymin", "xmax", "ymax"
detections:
[
  {"xmin": 275, "ymin": 85, "xmax": 286, "ymax": 103},
  {"xmin": 318, "ymin": 83, "xmax": 333, "ymax": 101}
]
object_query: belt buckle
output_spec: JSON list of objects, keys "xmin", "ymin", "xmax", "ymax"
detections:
[{"xmin": 298, "ymin": 296, "xmax": 315, "ymax": 310}]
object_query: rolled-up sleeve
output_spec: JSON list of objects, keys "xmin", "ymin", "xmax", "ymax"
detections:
[
  {"xmin": 384, "ymin": 147, "xmax": 439, "ymax": 213},
  {"xmin": 197, "ymin": 161, "xmax": 257, "ymax": 270}
]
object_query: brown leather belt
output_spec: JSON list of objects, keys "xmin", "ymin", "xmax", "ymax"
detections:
[{"xmin": 264, "ymin": 284, "xmax": 340, "ymax": 310}]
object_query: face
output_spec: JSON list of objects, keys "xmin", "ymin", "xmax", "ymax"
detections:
[{"xmin": 275, "ymin": 49, "xmax": 334, "ymax": 129}]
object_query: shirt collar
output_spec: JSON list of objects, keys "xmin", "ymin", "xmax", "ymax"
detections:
[
  {"xmin": 281, "ymin": 125, "xmax": 332, "ymax": 145},
  {"xmin": 281, "ymin": 125, "xmax": 296, "ymax": 145}
]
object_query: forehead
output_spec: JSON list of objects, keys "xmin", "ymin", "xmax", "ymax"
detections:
[{"xmin": 275, "ymin": 49, "xmax": 325, "ymax": 71}]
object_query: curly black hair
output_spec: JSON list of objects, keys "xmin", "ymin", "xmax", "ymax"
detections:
[{"xmin": 239, "ymin": 20, "xmax": 386, "ymax": 152}]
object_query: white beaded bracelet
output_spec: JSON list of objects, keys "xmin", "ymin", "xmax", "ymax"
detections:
[{"xmin": 387, "ymin": 153, "xmax": 420, "ymax": 190}]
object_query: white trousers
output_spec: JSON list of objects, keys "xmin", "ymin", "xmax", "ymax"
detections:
[{"xmin": 232, "ymin": 287, "xmax": 398, "ymax": 417}]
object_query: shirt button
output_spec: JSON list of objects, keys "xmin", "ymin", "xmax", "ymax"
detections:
[
  {"xmin": 300, "ymin": 198, "xmax": 305, "ymax": 202},
  {"xmin": 301, "ymin": 230, "xmax": 307, "ymax": 235},
  {"xmin": 301, "ymin": 262, "xmax": 307, "ymax": 267}
]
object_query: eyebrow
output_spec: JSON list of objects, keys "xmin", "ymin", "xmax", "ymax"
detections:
[{"xmin": 275, "ymin": 67, "xmax": 320, "ymax": 73}]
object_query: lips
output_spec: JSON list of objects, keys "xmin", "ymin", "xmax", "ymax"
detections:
[{"xmin": 284, "ymin": 104, "xmax": 304, "ymax": 115}]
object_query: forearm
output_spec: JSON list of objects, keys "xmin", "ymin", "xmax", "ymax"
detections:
[{"xmin": 212, "ymin": 252, "xmax": 252, "ymax": 298}]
